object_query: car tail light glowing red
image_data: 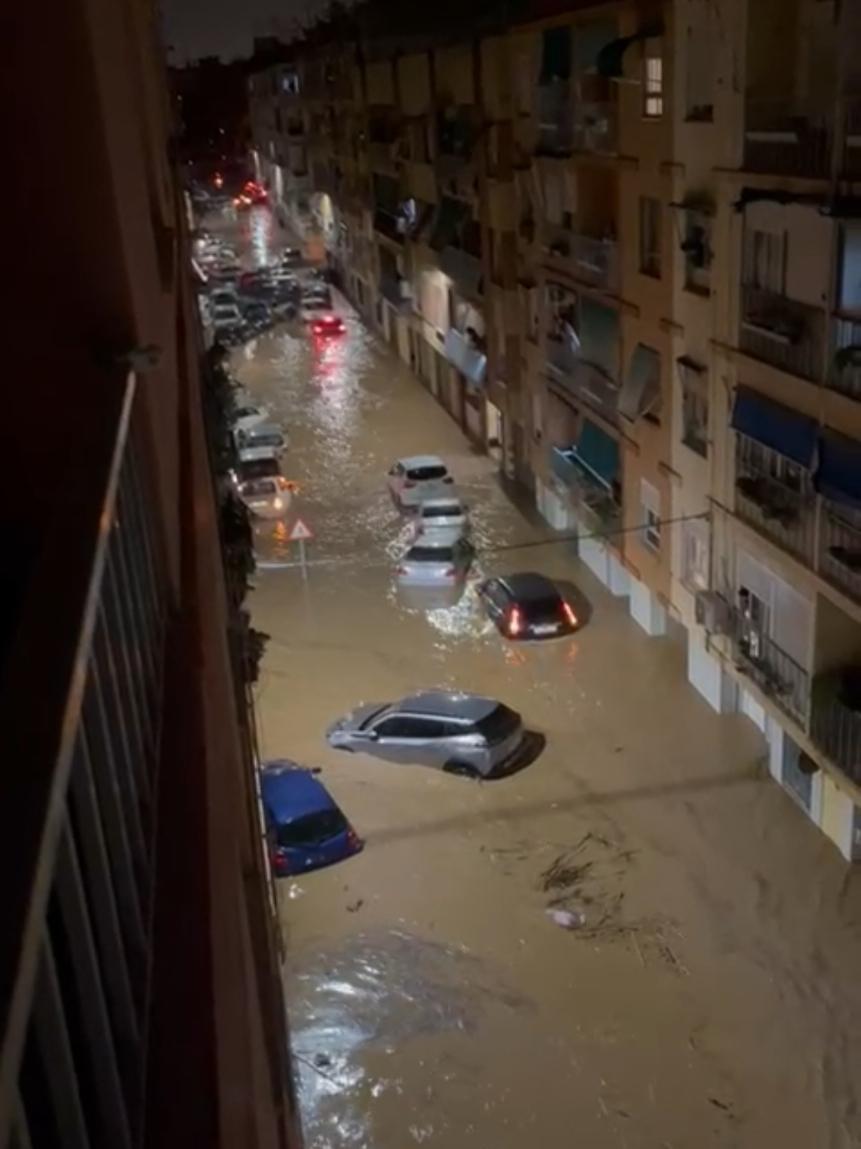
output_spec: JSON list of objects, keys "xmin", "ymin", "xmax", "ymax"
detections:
[
  {"xmin": 508, "ymin": 606, "xmax": 523, "ymax": 637},
  {"xmin": 346, "ymin": 826, "xmax": 362, "ymax": 850},
  {"xmin": 562, "ymin": 601, "xmax": 578, "ymax": 627}
]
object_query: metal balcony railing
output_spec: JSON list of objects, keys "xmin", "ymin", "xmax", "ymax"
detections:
[
  {"xmin": 810, "ymin": 672, "xmax": 861, "ymax": 786},
  {"xmin": 734, "ymin": 434, "xmax": 816, "ymax": 563},
  {"xmin": 725, "ymin": 600, "xmax": 811, "ymax": 725},
  {"xmin": 739, "ymin": 284, "xmax": 826, "ymax": 382},
  {"xmin": 546, "ymin": 337, "xmax": 620, "ymax": 425},
  {"xmin": 544, "ymin": 227, "xmax": 618, "ymax": 291},
  {"xmin": 443, "ymin": 328, "xmax": 487, "ymax": 386},
  {"xmin": 829, "ymin": 317, "xmax": 861, "ymax": 402},
  {"xmin": 550, "ymin": 447, "xmax": 621, "ymax": 536},
  {"xmin": 743, "ymin": 99, "xmax": 832, "ymax": 179},
  {"xmin": 571, "ymin": 101, "xmax": 617, "ymax": 154},
  {"xmin": 0, "ymin": 375, "xmax": 167, "ymax": 1148},
  {"xmin": 819, "ymin": 500, "xmax": 861, "ymax": 604}
]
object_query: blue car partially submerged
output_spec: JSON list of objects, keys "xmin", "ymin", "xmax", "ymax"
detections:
[{"xmin": 260, "ymin": 760, "xmax": 362, "ymax": 877}]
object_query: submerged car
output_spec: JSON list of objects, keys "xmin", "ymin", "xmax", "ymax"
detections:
[
  {"xmin": 414, "ymin": 496, "xmax": 469, "ymax": 539},
  {"xmin": 396, "ymin": 532, "xmax": 474, "ymax": 588},
  {"xmin": 326, "ymin": 691, "xmax": 525, "ymax": 777},
  {"xmin": 236, "ymin": 475, "xmax": 296, "ymax": 519},
  {"xmin": 478, "ymin": 572, "xmax": 579, "ymax": 640},
  {"xmin": 232, "ymin": 403, "xmax": 270, "ymax": 434},
  {"xmin": 235, "ymin": 421, "xmax": 288, "ymax": 457},
  {"xmin": 387, "ymin": 455, "xmax": 455, "ymax": 510},
  {"xmin": 261, "ymin": 760, "xmax": 362, "ymax": 876}
]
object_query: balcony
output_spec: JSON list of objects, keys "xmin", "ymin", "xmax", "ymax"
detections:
[
  {"xmin": 439, "ymin": 244, "xmax": 483, "ymax": 297},
  {"xmin": 379, "ymin": 272, "xmax": 411, "ymax": 311},
  {"xmin": 373, "ymin": 207, "xmax": 405, "ymax": 245},
  {"xmin": 810, "ymin": 669, "xmax": 861, "ymax": 786},
  {"xmin": 739, "ymin": 284, "xmax": 825, "ymax": 382},
  {"xmin": 436, "ymin": 110, "xmax": 477, "ymax": 166},
  {"xmin": 544, "ymin": 226, "xmax": 618, "ymax": 292},
  {"xmin": 725, "ymin": 600, "xmax": 811, "ymax": 725},
  {"xmin": 546, "ymin": 336, "xmax": 620, "ymax": 425},
  {"xmin": 550, "ymin": 446, "xmax": 621, "ymax": 536},
  {"xmin": 536, "ymin": 82, "xmax": 572, "ymax": 157},
  {"xmin": 734, "ymin": 435, "xmax": 816, "ymax": 563},
  {"xmin": 443, "ymin": 328, "xmax": 487, "ymax": 386},
  {"xmin": 819, "ymin": 501, "xmax": 861, "ymax": 603},
  {"xmin": 571, "ymin": 101, "xmax": 618, "ymax": 155},
  {"xmin": 743, "ymin": 100, "xmax": 831, "ymax": 179},
  {"xmin": 829, "ymin": 317, "xmax": 861, "ymax": 402}
]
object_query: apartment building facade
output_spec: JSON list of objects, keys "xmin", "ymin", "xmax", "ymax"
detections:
[
  {"xmin": 1, "ymin": 0, "xmax": 303, "ymax": 1144},
  {"xmin": 249, "ymin": 0, "xmax": 861, "ymax": 862}
]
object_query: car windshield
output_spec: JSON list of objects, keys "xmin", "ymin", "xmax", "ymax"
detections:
[
  {"xmin": 407, "ymin": 546, "xmax": 454, "ymax": 562},
  {"xmin": 473, "ymin": 704, "xmax": 520, "ymax": 744},
  {"xmin": 408, "ymin": 465, "xmax": 448, "ymax": 482},
  {"xmin": 422, "ymin": 504, "xmax": 461, "ymax": 518},
  {"xmin": 241, "ymin": 479, "xmax": 277, "ymax": 497},
  {"xmin": 304, "ymin": 298, "xmax": 328, "ymax": 310},
  {"xmin": 276, "ymin": 808, "xmax": 346, "ymax": 847}
]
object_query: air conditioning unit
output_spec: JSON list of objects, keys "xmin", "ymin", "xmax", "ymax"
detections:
[{"xmin": 694, "ymin": 590, "xmax": 730, "ymax": 634}]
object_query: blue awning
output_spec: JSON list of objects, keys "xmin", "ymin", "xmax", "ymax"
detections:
[
  {"xmin": 574, "ymin": 419, "xmax": 619, "ymax": 488},
  {"xmin": 730, "ymin": 386, "xmax": 817, "ymax": 467},
  {"xmin": 816, "ymin": 431, "xmax": 861, "ymax": 508}
]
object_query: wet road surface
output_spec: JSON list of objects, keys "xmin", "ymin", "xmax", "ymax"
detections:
[{"xmin": 216, "ymin": 209, "xmax": 861, "ymax": 1149}]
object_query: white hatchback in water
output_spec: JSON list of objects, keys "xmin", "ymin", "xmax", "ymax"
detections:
[
  {"xmin": 387, "ymin": 455, "xmax": 455, "ymax": 511},
  {"xmin": 395, "ymin": 530, "xmax": 474, "ymax": 587},
  {"xmin": 237, "ymin": 476, "xmax": 295, "ymax": 520},
  {"xmin": 413, "ymin": 496, "xmax": 469, "ymax": 540}
]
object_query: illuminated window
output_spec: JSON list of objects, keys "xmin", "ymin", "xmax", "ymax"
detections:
[{"xmin": 643, "ymin": 40, "xmax": 664, "ymax": 118}]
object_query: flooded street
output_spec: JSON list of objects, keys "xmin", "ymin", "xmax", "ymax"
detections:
[{"xmin": 221, "ymin": 210, "xmax": 861, "ymax": 1148}]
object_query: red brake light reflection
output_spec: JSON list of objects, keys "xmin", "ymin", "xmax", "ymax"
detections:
[
  {"xmin": 508, "ymin": 607, "xmax": 523, "ymax": 636},
  {"xmin": 562, "ymin": 601, "xmax": 578, "ymax": 627}
]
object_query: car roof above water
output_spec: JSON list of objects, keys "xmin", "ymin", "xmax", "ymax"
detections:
[
  {"xmin": 398, "ymin": 454, "xmax": 446, "ymax": 471},
  {"xmin": 394, "ymin": 691, "xmax": 497, "ymax": 721},
  {"xmin": 260, "ymin": 760, "xmax": 336, "ymax": 821},
  {"xmin": 500, "ymin": 572, "xmax": 560, "ymax": 601}
]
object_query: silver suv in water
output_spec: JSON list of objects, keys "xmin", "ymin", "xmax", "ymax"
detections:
[{"xmin": 326, "ymin": 691, "xmax": 524, "ymax": 777}]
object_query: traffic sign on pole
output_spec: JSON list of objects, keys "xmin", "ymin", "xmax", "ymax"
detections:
[{"xmin": 288, "ymin": 518, "xmax": 314, "ymax": 542}]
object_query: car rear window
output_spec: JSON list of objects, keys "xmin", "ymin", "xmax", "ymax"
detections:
[
  {"xmin": 408, "ymin": 465, "xmax": 448, "ymax": 482},
  {"xmin": 421, "ymin": 503, "xmax": 461, "ymax": 518},
  {"xmin": 473, "ymin": 705, "xmax": 520, "ymax": 743},
  {"xmin": 521, "ymin": 594, "xmax": 563, "ymax": 622},
  {"xmin": 276, "ymin": 808, "xmax": 346, "ymax": 847},
  {"xmin": 245, "ymin": 431, "xmax": 283, "ymax": 448},
  {"xmin": 241, "ymin": 479, "xmax": 277, "ymax": 497},
  {"xmin": 407, "ymin": 546, "xmax": 454, "ymax": 562},
  {"xmin": 238, "ymin": 458, "xmax": 279, "ymax": 480}
]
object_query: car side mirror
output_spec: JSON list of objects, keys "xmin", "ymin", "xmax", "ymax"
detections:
[{"xmin": 364, "ymin": 729, "xmax": 379, "ymax": 740}]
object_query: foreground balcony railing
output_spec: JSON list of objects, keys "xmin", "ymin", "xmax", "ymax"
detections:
[
  {"xmin": 544, "ymin": 226, "xmax": 618, "ymax": 291},
  {"xmin": 0, "ymin": 374, "xmax": 168, "ymax": 1148},
  {"xmin": 739, "ymin": 284, "xmax": 825, "ymax": 382},
  {"xmin": 743, "ymin": 99, "xmax": 831, "ymax": 179},
  {"xmin": 819, "ymin": 500, "xmax": 861, "ymax": 603},
  {"xmin": 811, "ymin": 671, "xmax": 861, "ymax": 786},
  {"xmin": 724, "ymin": 599, "xmax": 811, "ymax": 725},
  {"xmin": 829, "ymin": 317, "xmax": 861, "ymax": 402},
  {"xmin": 546, "ymin": 337, "xmax": 620, "ymax": 424},
  {"xmin": 734, "ymin": 436, "xmax": 816, "ymax": 564}
]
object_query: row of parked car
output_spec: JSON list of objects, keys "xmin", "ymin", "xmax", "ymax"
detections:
[{"xmin": 228, "ymin": 395, "xmax": 297, "ymax": 520}]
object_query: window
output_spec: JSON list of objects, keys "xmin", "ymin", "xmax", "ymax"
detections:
[
  {"xmin": 643, "ymin": 39, "xmax": 664, "ymax": 118},
  {"xmin": 743, "ymin": 229, "xmax": 785, "ymax": 293},
  {"xmin": 639, "ymin": 197, "xmax": 662, "ymax": 277},
  {"xmin": 678, "ymin": 357, "xmax": 709, "ymax": 456},
  {"xmin": 640, "ymin": 479, "xmax": 661, "ymax": 551},
  {"xmin": 681, "ymin": 519, "xmax": 710, "ymax": 592},
  {"xmin": 281, "ymin": 72, "xmax": 300, "ymax": 94}
]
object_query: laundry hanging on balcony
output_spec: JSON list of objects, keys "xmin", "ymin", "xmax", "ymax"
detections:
[
  {"xmin": 815, "ymin": 430, "xmax": 861, "ymax": 509},
  {"xmin": 730, "ymin": 385, "xmax": 817, "ymax": 467}
]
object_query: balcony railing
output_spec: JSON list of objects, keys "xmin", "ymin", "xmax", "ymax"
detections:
[
  {"xmin": 379, "ymin": 273, "xmax": 411, "ymax": 310},
  {"xmin": 739, "ymin": 284, "xmax": 825, "ymax": 382},
  {"xmin": 819, "ymin": 500, "xmax": 861, "ymax": 603},
  {"xmin": 439, "ymin": 245, "xmax": 483, "ymax": 296},
  {"xmin": 544, "ymin": 227, "xmax": 618, "ymax": 291},
  {"xmin": 725, "ymin": 599, "xmax": 811, "ymax": 725},
  {"xmin": 1, "ymin": 375, "xmax": 168, "ymax": 1147},
  {"xmin": 571, "ymin": 101, "xmax": 617, "ymax": 154},
  {"xmin": 734, "ymin": 434, "xmax": 816, "ymax": 563},
  {"xmin": 550, "ymin": 447, "xmax": 621, "ymax": 536},
  {"xmin": 372, "ymin": 207, "xmax": 404, "ymax": 244},
  {"xmin": 546, "ymin": 337, "xmax": 620, "ymax": 425},
  {"xmin": 443, "ymin": 328, "xmax": 487, "ymax": 386},
  {"xmin": 829, "ymin": 317, "xmax": 861, "ymax": 402},
  {"xmin": 743, "ymin": 99, "xmax": 831, "ymax": 179},
  {"xmin": 810, "ymin": 671, "xmax": 861, "ymax": 786},
  {"xmin": 536, "ymin": 83, "xmax": 573, "ymax": 157}
]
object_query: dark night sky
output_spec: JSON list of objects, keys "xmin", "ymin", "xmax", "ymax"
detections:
[{"xmin": 162, "ymin": 0, "xmax": 318, "ymax": 62}]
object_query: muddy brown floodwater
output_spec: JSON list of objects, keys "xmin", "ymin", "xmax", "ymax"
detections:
[{"xmin": 215, "ymin": 209, "xmax": 861, "ymax": 1149}]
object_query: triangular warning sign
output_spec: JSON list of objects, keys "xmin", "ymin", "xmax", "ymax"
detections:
[{"xmin": 288, "ymin": 517, "xmax": 314, "ymax": 541}]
